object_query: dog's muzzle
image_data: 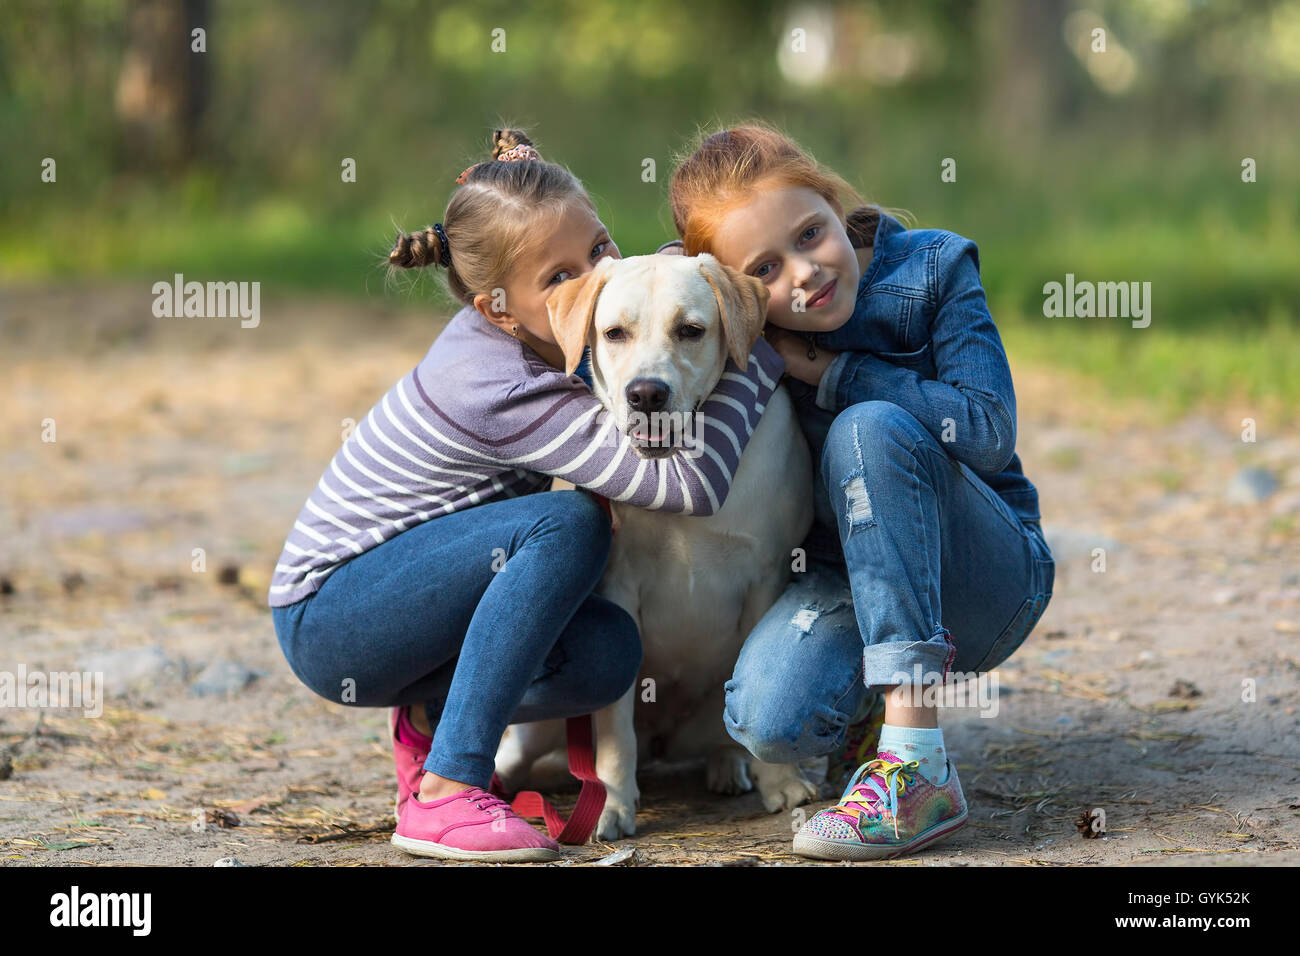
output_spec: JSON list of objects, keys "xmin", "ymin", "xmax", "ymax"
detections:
[{"xmin": 622, "ymin": 377, "xmax": 696, "ymax": 459}]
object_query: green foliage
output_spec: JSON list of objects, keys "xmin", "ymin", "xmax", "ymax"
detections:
[{"xmin": 2, "ymin": 0, "xmax": 1297, "ymax": 417}]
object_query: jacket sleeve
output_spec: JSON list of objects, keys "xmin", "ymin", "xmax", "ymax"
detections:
[
  {"xmin": 489, "ymin": 336, "xmax": 786, "ymax": 515},
  {"xmin": 815, "ymin": 234, "xmax": 1018, "ymax": 475}
]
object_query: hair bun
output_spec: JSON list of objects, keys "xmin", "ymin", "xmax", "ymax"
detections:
[
  {"xmin": 491, "ymin": 127, "xmax": 537, "ymax": 161},
  {"xmin": 388, "ymin": 226, "xmax": 444, "ymax": 269}
]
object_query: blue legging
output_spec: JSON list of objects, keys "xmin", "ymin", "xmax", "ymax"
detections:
[{"xmin": 271, "ymin": 488, "xmax": 642, "ymax": 787}]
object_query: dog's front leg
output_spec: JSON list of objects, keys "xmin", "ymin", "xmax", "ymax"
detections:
[
  {"xmin": 593, "ymin": 684, "xmax": 640, "ymax": 840},
  {"xmin": 494, "ymin": 719, "xmax": 565, "ymax": 794}
]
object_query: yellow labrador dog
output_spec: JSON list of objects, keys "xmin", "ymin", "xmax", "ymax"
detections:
[{"xmin": 493, "ymin": 253, "xmax": 818, "ymax": 840}]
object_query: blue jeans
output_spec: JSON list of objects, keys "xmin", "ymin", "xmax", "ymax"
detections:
[
  {"xmin": 725, "ymin": 398, "xmax": 1054, "ymax": 764},
  {"xmin": 271, "ymin": 489, "xmax": 642, "ymax": 787}
]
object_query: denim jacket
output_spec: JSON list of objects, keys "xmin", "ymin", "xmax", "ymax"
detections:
[
  {"xmin": 657, "ymin": 214, "xmax": 1040, "ymax": 563},
  {"xmin": 785, "ymin": 211, "xmax": 1041, "ymax": 565}
]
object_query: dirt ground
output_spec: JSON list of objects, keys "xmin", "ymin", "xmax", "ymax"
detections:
[{"xmin": 2, "ymin": 282, "xmax": 1298, "ymax": 867}]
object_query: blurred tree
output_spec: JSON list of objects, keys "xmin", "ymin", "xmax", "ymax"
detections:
[
  {"xmin": 114, "ymin": 0, "xmax": 209, "ymax": 170},
  {"xmin": 979, "ymin": 0, "xmax": 1072, "ymax": 142}
]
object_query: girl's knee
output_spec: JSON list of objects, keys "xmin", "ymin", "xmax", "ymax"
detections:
[
  {"xmin": 826, "ymin": 401, "xmax": 918, "ymax": 444},
  {"xmin": 822, "ymin": 401, "xmax": 930, "ymax": 478},
  {"xmin": 537, "ymin": 489, "xmax": 614, "ymax": 564},
  {"xmin": 725, "ymin": 678, "xmax": 819, "ymax": 764},
  {"xmin": 576, "ymin": 598, "xmax": 642, "ymax": 709}
]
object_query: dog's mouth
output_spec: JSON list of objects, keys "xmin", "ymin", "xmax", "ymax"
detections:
[{"xmin": 621, "ymin": 407, "xmax": 700, "ymax": 459}]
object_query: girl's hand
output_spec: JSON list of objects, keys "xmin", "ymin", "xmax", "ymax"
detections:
[{"xmin": 765, "ymin": 326, "xmax": 838, "ymax": 387}]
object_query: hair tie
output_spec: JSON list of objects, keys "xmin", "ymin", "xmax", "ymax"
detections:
[
  {"xmin": 495, "ymin": 143, "xmax": 542, "ymax": 164},
  {"xmin": 432, "ymin": 222, "xmax": 451, "ymax": 267},
  {"xmin": 454, "ymin": 143, "xmax": 543, "ymax": 185}
]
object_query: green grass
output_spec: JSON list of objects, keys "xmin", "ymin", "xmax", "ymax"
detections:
[
  {"xmin": 5, "ymin": 179, "xmax": 1298, "ymax": 426},
  {"xmin": 996, "ymin": 301, "xmax": 1300, "ymax": 422}
]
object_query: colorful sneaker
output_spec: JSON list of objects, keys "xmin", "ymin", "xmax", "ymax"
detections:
[
  {"xmin": 827, "ymin": 691, "xmax": 887, "ymax": 789},
  {"xmin": 391, "ymin": 786, "xmax": 561, "ymax": 863},
  {"xmin": 389, "ymin": 705, "xmax": 432, "ymax": 823},
  {"xmin": 793, "ymin": 750, "xmax": 967, "ymax": 861}
]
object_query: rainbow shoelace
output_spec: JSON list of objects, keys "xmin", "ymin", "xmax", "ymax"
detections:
[{"xmin": 825, "ymin": 756, "xmax": 921, "ymax": 841}]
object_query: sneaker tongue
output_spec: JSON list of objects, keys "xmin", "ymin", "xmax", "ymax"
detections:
[{"xmin": 836, "ymin": 752, "xmax": 909, "ymax": 817}]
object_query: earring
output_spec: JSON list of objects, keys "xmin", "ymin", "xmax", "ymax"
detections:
[{"xmin": 510, "ymin": 325, "xmax": 519, "ymax": 336}]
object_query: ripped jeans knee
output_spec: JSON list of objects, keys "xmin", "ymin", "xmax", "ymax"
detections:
[{"xmin": 724, "ymin": 568, "xmax": 865, "ymax": 763}]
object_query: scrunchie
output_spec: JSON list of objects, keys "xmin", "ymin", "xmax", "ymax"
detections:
[
  {"xmin": 455, "ymin": 143, "xmax": 543, "ymax": 185},
  {"xmin": 432, "ymin": 222, "xmax": 451, "ymax": 267}
]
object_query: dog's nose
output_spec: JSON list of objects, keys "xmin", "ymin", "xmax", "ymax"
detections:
[{"xmin": 625, "ymin": 378, "xmax": 670, "ymax": 414}]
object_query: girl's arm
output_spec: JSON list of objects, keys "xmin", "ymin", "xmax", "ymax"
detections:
[
  {"xmin": 814, "ymin": 235, "xmax": 1018, "ymax": 476},
  {"xmin": 487, "ymin": 337, "xmax": 786, "ymax": 515}
]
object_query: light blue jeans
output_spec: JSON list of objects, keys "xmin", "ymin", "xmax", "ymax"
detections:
[{"xmin": 725, "ymin": 396, "xmax": 1054, "ymax": 764}]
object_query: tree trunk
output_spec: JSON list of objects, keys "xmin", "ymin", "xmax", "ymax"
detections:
[{"xmin": 114, "ymin": 0, "xmax": 209, "ymax": 170}]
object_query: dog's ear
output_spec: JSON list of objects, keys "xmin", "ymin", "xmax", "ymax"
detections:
[
  {"xmin": 697, "ymin": 253, "xmax": 771, "ymax": 370},
  {"xmin": 546, "ymin": 258, "xmax": 613, "ymax": 376}
]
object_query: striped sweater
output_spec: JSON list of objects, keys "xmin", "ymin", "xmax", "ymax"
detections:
[{"xmin": 267, "ymin": 304, "xmax": 786, "ymax": 607}]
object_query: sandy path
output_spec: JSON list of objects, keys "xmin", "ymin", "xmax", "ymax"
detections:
[{"xmin": 2, "ymin": 284, "xmax": 1297, "ymax": 866}]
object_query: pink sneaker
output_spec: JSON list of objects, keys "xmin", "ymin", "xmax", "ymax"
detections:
[
  {"xmin": 392, "ymin": 786, "xmax": 561, "ymax": 862},
  {"xmin": 389, "ymin": 705, "xmax": 431, "ymax": 823}
]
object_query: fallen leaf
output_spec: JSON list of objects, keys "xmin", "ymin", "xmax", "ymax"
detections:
[
  {"xmin": 44, "ymin": 840, "xmax": 95, "ymax": 851},
  {"xmin": 1143, "ymin": 700, "xmax": 1196, "ymax": 713}
]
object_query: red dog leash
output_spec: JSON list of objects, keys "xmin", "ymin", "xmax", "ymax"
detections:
[{"xmin": 490, "ymin": 715, "xmax": 605, "ymax": 844}]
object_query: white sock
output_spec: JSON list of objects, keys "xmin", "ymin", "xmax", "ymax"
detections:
[{"xmin": 876, "ymin": 723, "xmax": 949, "ymax": 786}]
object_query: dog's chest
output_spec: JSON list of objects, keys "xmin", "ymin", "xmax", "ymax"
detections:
[
  {"xmin": 600, "ymin": 513, "xmax": 767, "ymax": 693},
  {"xmin": 594, "ymin": 384, "xmax": 812, "ymax": 705}
]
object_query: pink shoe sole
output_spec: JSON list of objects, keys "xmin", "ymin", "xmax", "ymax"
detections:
[{"xmin": 390, "ymin": 832, "xmax": 559, "ymax": 863}]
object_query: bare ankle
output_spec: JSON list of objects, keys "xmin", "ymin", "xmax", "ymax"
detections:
[
  {"xmin": 406, "ymin": 705, "xmax": 433, "ymax": 738},
  {"xmin": 418, "ymin": 772, "xmax": 475, "ymax": 802},
  {"xmin": 881, "ymin": 685, "xmax": 940, "ymax": 728}
]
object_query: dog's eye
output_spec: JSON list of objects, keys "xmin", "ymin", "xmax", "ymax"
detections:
[
  {"xmin": 603, "ymin": 328, "xmax": 625, "ymax": 341},
  {"xmin": 678, "ymin": 325, "xmax": 705, "ymax": 340}
]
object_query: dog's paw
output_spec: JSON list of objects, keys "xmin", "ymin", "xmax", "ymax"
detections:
[
  {"xmin": 706, "ymin": 747, "xmax": 754, "ymax": 796},
  {"xmin": 752, "ymin": 760, "xmax": 819, "ymax": 814},
  {"xmin": 595, "ymin": 784, "xmax": 638, "ymax": 841}
]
